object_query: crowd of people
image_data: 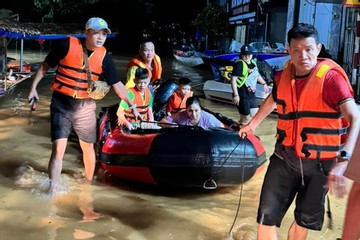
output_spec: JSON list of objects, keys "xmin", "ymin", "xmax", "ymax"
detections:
[{"xmin": 27, "ymin": 16, "xmax": 360, "ymax": 240}]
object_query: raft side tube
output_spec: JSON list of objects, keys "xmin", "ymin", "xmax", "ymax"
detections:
[{"xmin": 147, "ymin": 128, "xmax": 266, "ymax": 187}]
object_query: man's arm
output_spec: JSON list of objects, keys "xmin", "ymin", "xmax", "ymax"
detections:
[
  {"xmin": 339, "ymin": 100, "xmax": 360, "ymax": 156},
  {"xmin": 238, "ymin": 93, "xmax": 276, "ymax": 138},
  {"xmin": 327, "ymin": 99, "xmax": 360, "ymax": 198},
  {"xmin": 28, "ymin": 61, "xmax": 50, "ymax": 101},
  {"xmin": 116, "ymin": 105, "xmax": 133, "ymax": 130},
  {"xmin": 230, "ymin": 75, "xmax": 240, "ymax": 106}
]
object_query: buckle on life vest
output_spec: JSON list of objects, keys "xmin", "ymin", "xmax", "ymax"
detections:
[
  {"xmin": 301, "ymin": 131, "xmax": 308, "ymax": 142},
  {"xmin": 301, "ymin": 145, "xmax": 311, "ymax": 158},
  {"xmin": 276, "ymin": 99, "xmax": 286, "ymax": 114},
  {"xmin": 276, "ymin": 128, "xmax": 286, "ymax": 143}
]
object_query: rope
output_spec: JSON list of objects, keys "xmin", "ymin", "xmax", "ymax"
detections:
[
  {"xmin": 326, "ymin": 195, "xmax": 333, "ymax": 230},
  {"xmin": 225, "ymin": 140, "xmax": 247, "ymax": 239},
  {"xmin": 213, "ymin": 140, "xmax": 242, "ymax": 175}
]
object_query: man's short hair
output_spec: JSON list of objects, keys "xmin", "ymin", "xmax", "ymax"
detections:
[
  {"xmin": 178, "ymin": 77, "xmax": 191, "ymax": 86},
  {"xmin": 186, "ymin": 96, "xmax": 201, "ymax": 108},
  {"xmin": 139, "ymin": 38, "xmax": 154, "ymax": 50},
  {"xmin": 287, "ymin": 23, "xmax": 319, "ymax": 45},
  {"xmin": 135, "ymin": 67, "xmax": 149, "ymax": 80}
]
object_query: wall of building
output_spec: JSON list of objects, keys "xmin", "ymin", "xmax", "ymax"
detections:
[{"xmin": 298, "ymin": 1, "xmax": 343, "ymax": 60}]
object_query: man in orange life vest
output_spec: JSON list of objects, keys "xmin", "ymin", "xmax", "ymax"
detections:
[
  {"xmin": 125, "ymin": 40, "xmax": 162, "ymax": 92},
  {"xmin": 166, "ymin": 77, "xmax": 193, "ymax": 116},
  {"xmin": 117, "ymin": 67, "xmax": 154, "ymax": 130},
  {"xmin": 28, "ymin": 17, "xmax": 140, "ymax": 192},
  {"xmin": 239, "ymin": 23, "xmax": 360, "ymax": 240}
]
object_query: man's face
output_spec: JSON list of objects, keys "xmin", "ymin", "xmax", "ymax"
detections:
[
  {"xmin": 85, "ymin": 29, "xmax": 107, "ymax": 50},
  {"xmin": 140, "ymin": 42, "xmax": 155, "ymax": 63},
  {"xmin": 287, "ymin": 37, "xmax": 321, "ymax": 76}
]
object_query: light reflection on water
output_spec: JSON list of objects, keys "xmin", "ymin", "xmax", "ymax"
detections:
[{"xmin": 0, "ymin": 53, "xmax": 347, "ymax": 240}]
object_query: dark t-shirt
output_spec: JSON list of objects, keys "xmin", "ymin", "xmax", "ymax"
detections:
[
  {"xmin": 232, "ymin": 59, "xmax": 256, "ymax": 79},
  {"xmin": 47, "ymin": 37, "xmax": 120, "ymax": 105},
  {"xmin": 45, "ymin": 37, "xmax": 120, "ymax": 86},
  {"xmin": 232, "ymin": 59, "xmax": 257, "ymax": 98}
]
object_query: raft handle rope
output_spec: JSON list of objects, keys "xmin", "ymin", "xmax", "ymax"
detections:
[
  {"xmin": 224, "ymin": 140, "xmax": 247, "ymax": 240},
  {"xmin": 213, "ymin": 140, "xmax": 242, "ymax": 175},
  {"xmin": 202, "ymin": 139, "xmax": 243, "ymax": 190},
  {"xmin": 141, "ymin": 120, "xmax": 205, "ymax": 130}
]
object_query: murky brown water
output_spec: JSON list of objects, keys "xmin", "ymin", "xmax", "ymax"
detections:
[{"xmin": 0, "ymin": 50, "xmax": 348, "ymax": 240}]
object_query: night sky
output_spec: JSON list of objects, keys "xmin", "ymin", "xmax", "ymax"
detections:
[{"xmin": 0, "ymin": 0, "xmax": 208, "ymax": 54}]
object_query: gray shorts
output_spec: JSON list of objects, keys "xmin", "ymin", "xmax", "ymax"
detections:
[{"xmin": 50, "ymin": 95, "xmax": 97, "ymax": 143}]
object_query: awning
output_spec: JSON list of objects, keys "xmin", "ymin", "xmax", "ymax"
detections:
[{"xmin": 0, "ymin": 18, "xmax": 117, "ymax": 74}]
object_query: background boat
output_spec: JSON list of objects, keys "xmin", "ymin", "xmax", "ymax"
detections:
[
  {"xmin": 205, "ymin": 41, "xmax": 290, "ymax": 82},
  {"xmin": 203, "ymin": 79, "xmax": 272, "ymax": 106},
  {"xmin": 173, "ymin": 44, "xmax": 211, "ymax": 67}
]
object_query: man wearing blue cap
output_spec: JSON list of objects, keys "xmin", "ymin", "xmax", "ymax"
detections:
[{"xmin": 28, "ymin": 17, "xmax": 140, "ymax": 193}]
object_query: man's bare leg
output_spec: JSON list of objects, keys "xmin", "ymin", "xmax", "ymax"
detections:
[
  {"xmin": 79, "ymin": 139, "xmax": 96, "ymax": 181},
  {"xmin": 257, "ymin": 224, "xmax": 278, "ymax": 240},
  {"xmin": 48, "ymin": 138, "xmax": 68, "ymax": 191},
  {"xmin": 287, "ymin": 221, "xmax": 308, "ymax": 240}
]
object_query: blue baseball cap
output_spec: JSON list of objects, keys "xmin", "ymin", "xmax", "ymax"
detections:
[{"xmin": 85, "ymin": 17, "xmax": 111, "ymax": 34}]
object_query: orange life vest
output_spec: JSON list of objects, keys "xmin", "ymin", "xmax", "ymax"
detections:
[
  {"xmin": 166, "ymin": 91, "xmax": 193, "ymax": 114},
  {"xmin": 124, "ymin": 87, "xmax": 152, "ymax": 122},
  {"xmin": 126, "ymin": 54, "xmax": 162, "ymax": 83},
  {"xmin": 276, "ymin": 59, "xmax": 353, "ymax": 160},
  {"xmin": 52, "ymin": 36, "xmax": 106, "ymax": 99}
]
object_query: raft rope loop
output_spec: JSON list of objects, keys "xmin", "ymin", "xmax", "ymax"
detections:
[
  {"xmin": 203, "ymin": 140, "xmax": 243, "ymax": 190},
  {"xmin": 224, "ymin": 140, "xmax": 247, "ymax": 239}
]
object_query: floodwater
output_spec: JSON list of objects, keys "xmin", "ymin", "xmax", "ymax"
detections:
[{"xmin": 0, "ymin": 50, "xmax": 349, "ymax": 240}]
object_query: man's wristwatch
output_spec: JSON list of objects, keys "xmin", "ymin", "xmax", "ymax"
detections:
[
  {"xmin": 337, "ymin": 150, "xmax": 350, "ymax": 161},
  {"xmin": 129, "ymin": 104, "xmax": 137, "ymax": 110}
]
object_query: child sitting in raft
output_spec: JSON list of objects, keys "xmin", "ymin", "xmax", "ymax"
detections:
[
  {"xmin": 117, "ymin": 67, "xmax": 156, "ymax": 130},
  {"xmin": 165, "ymin": 77, "xmax": 193, "ymax": 116}
]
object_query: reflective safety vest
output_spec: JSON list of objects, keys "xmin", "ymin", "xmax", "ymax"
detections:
[
  {"xmin": 234, "ymin": 59, "xmax": 257, "ymax": 88},
  {"xmin": 124, "ymin": 87, "xmax": 152, "ymax": 122},
  {"xmin": 167, "ymin": 91, "xmax": 193, "ymax": 114},
  {"xmin": 126, "ymin": 54, "xmax": 162, "ymax": 83},
  {"xmin": 52, "ymin": 36, "xmax": 106, "ymax": 99},
  {"xmin": 276, "ymin": 59, "xmax": 353, "ymax": 160}
]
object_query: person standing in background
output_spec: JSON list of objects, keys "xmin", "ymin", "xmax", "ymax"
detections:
[
  {"xmin": 125, "ymin": 40, "xmax": 162, "ymax": 93},
  {"xmin": 231, "ymin": 44, "xmax": 268, "ymax": 125}
]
